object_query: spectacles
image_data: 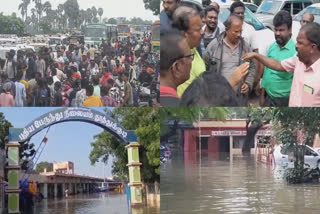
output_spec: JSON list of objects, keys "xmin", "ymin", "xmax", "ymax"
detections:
[{"xmin": 173, "ymin": 54, "xmax": 195, "ymax": 62}]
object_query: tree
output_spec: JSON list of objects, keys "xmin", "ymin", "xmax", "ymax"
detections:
[
  {"xmin": 143, "ymin": 0, "xmax": 160, "ymax": 15},
  {"xmin": 272, "ymin": 108, "xmax": 320, "ymax": 183},
  {"xmin": 89, "ymin": 108, "xmax": 160, "ymax": 183},
  {"xmin": 0, "ymin": 13, "xmax": 25, "ymax": 36},
  {"xmin": 0, "ymin": 113, "xmax": 12, "ymax": 149},
  {"xmin": 160, "ymin": 107, "xmax": 229, "ymax": 142},
  {"xmin": 39, "ymin": 20, "xmax": 51, "ymax": 34},
  {"xmin": 108, "ymin": 18, "xmax": 117, "ymax": 24},
  {"xmin": 63, "ymin": 0, "xmax": 80, "ymax": 29},
  {"xmin": 98, "ymin": 8, "xmax": 103, "ymax": 23},
  {"xmin": 242, "ymin": 107, "xmax": 274, "ymax": 152},
  {"xmin": 18, "ymin": 0, "xmax": 30, "ymax": 22},
  {"xmin": 35, "ymin": 161, "xmax": 53, "ymax": 173}
]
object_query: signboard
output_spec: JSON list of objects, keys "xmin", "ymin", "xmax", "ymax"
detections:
[
  {"xmin": 256, "ymin": 130, "xmax": 273, "ymax": 136},
  {"xmin": 212, "ymin": 130, "xmax": 247, "ymax": 136},
  {"xmin": 16, "ymin": 108, "xmax": 128, "ymax": 142},
  {"xmin": 212, "ymin": 130, "xmax": 273, "ymax": 136}
]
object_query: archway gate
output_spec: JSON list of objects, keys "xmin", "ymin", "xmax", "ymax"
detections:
[{"xmin": 6, "ymin": 107, "xmax": 143, "ymax": 213}]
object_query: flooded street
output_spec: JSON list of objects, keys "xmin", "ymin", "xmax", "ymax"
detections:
[
  {"xmin": 161, "ymin": 152, "xmax": 320, "ymax": 214},
  {"xmin": 29, "ymin": 192, "xmax": 159, "ymax": 214}
]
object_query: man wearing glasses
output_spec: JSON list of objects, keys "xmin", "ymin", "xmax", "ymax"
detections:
[
  {"xmin": 160, "ymin": 31, "xmax": 193, "ymax": 107},
  {"xmin": 170, "ymin": 6, "xmax": 206, "ymax": 97}
]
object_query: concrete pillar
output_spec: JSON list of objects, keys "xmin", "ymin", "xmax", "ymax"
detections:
[
  {"xmin": 69, "ymin": 183, "xmax": 72, "ymax": 194},
  {"xmin": 126, "ymin": 143, "xmax": 143, "ymax": 206},
  {"xmin": 54, "ymin": 183, "xmax": 58, "ymax": 198},
  {"xmin": 74, "ymin": 183, "xmax": 77, "ymax": 194},
  {"xmin": 6, "ymin": 142, "xmax": 20, "ymax": 214},
  {"xmin": 62, "ymin": 183, "xmax": 65, "ymax": 197},
  {"xmin": 43, "ymin": 183, "xmax": 48, "ymax": 199},
  {"xmin": 229, "ymin": 136, "xmax": 233, "ymax": 156}
]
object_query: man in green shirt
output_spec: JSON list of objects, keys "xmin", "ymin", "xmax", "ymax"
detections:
[{"xmin": 260, "ymin": 11, "xmax": 297, "ymax": 106}]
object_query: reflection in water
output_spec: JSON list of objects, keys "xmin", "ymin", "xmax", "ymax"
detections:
[
  {"xmin": 31, "ymin": 192, "xmax": 159, "ymax": 214},
  {"xmin": 161, "ymin": 152, "xmax": 320, "ymax": 214}
]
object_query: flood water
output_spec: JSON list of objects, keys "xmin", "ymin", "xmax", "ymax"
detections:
[
  {"xmin": 161, "ymin": 152, "xmax": 320, "ymax": 214},
  {"xmin": 30, "ymin": 192, "xmax": 159, "ymax": 214}
]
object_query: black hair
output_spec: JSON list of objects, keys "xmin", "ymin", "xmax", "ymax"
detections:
[
  {"xmin": 180, "ymin": 68, "xmax": 244, "ymax": 107},
  {"xmin": 202, "ymin": 0, "xmax": 211, "ymax": 7},
  {"xmin": 204, "ymin": 5, "xmax": 219, "ymax": 17},
  {"xmin": 172, "ymin": 6, "xmax": 200, "ymax": 32},
  {"xmin": 54, "ymin": 81, "xmax": 62, "ymax": 91},
  {"xmin": 92, "ymin": 75, "xmax": 99, "ymax": 85},
  {"xmin": 123, "ymin": 72, "xmax": 129, "ymax": 78},
  {"xmin": 230, "ymin": 1, "xmax": 245, "ymax": 14},
  {"xmin": 81, "ymin": 78, "xmax": 89, "ymax": 89},
  {"xmin": 160, "ymin": 30, "xmax": 185, "ymax": 75},
  {"xmin": 273, "ymin": 10, "xmax": 292, "ymax": 29},
  {"xmin": 301, "ymin": 22, "xmax": 320, "ymax": 50},
  {"xmin": 86, "ymin": 84, "xmax": 94, "ymax": 96},
  {"xmin": 100, "ymin": 85, "xmax": 108, "ymax": 96},
  {"xmin": 70, "ymin": 66, "xmax": 77, "ymax": 72},
  {"xmin": 107, "ymin": 78, "xmax": 114, "ymax": 86}
]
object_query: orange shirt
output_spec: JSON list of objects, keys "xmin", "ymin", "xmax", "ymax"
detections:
[{"xmin": 82, "ymin": 96, "xmax": 102, "ymax": 107}]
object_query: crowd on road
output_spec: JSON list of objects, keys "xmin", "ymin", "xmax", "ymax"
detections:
[
  {"xmin": 160, "ymin": 0, "xmax": 320, "ymax": 107},
  {"xmin": 0, "ymin": 34, "xmax": 159, "ymax": 107}
]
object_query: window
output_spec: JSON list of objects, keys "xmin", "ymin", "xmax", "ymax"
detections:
[
  {"xmin": 304, "ymin": 2, "xmax": 312, "ymax": 8},
  {"xmin": 282, "ymin": 3, "xmax": 292, "ymax": 14},
  {"xmin": 293, "ymin": 3, "xmax": 303, "ymax": 15}
]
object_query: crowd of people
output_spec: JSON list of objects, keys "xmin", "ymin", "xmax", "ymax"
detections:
[
  {"xmin": 0, "ymin": 33, "xmax": 159, "ymax": 107},
  {"xmin": 160, "ymin": 0, "xmax": 320, "ymax": 107}
]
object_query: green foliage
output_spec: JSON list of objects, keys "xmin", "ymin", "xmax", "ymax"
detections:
[
  {"xmin": 39, "ymin": 20, "xmax": 51, "ymax": 34},
  {"xmin": 90, "ymin": 108, "xmax": 160, "ymax": 183},
  {"xmin": 0, "ymin": 113, "xmax": 12, "ymax": 149},
  {"xmin": 108, "ymin": 18, "xmax": 117, "ymax": 24},
  {"xmin": 143, "ymin": 0, "xmax": 160, "ymax": 15},
  {"xmin": 284, "ymin": 168, "xmax": 303, "ymax": 184},
  {"xmin": 35, "ymin": 161, "xmax": 53, "ymax": 173},
  {"xmin": 160, "ymin": 107, "xmax": 229, "ymax": 138},
  {"xmin": 63, "ymin": 0, "xmax": 80, "ymax": 29},
  {"xmin": 0, "ymin": 13, "xmax": 25, "ymax": 36}
]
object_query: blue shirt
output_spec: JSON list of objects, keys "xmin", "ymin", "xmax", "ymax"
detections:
[{"xmin": 160, "ymin": 11, "xmax": 173, "ymax": 33}]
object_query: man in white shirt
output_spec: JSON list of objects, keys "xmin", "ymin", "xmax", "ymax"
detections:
[{"xmin": 230, "ymin": 1, "xmax": 258, "ymax": 51}]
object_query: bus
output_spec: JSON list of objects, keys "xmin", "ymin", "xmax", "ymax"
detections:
[
  {"xmin": 117, "ymin": 24, "xmax": 131, "ymax": 41},
  {"xmin": 83, "ymin": 24, "xmax": 118, "ymax": 47},
  {"xmin": 151, "ymin": 20, "xmax": 160, "ymax": 53}
]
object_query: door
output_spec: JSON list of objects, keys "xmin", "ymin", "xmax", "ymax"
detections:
[{"xmin": 304, "ymin": 147, "xmax": 319, "ymax": 168}]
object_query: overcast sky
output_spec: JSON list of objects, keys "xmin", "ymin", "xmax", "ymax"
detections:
[{"xmin": 1, "ymin": 0, "xmax": 158, "ymax": 21}]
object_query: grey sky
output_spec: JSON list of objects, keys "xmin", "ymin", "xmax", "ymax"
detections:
[{"xmin": 1, "ymin": 0, "xmax": 158, "ymax": 21}]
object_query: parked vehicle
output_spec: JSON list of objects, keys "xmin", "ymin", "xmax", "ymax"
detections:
[
  {"xmin": 255, "ymin": 0, "xmax": 313, "ymax": 30},
  {"xmin": 274, "ymin": 144, "xmax": 320, "ymax": 169},
  {"xmin": 218, "ymin": 0, "xmax": 275, "ymax": 54},
  {"xmin": 291, "ymin": 3, "xmax": 320, "ymax": 42},
  {"xmin": 244, "ymin": 2, "xmax": 258, "ymax": 13}
]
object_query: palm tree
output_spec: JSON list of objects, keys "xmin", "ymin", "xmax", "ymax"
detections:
[
  {"xmin": 18, "ymin": 2, "xmax": 25, "ymax": 21},
  {"xmin": 98, "ymin": 8, "xmax": 103, "ymax": 23},
  {"xmin": 91, "ymin": 6, "xmax": 97, "ymax": 21},
  {"xmin": 42, "ymin": 1, "xmax": 51, "ymax": 16},
  {"xmin": 18, "ymin": 0, "xmax": 31, "ymax": 22},
  {"xmin": 86, "ymin": 8, "xmax": 92, "ymax": 24}
]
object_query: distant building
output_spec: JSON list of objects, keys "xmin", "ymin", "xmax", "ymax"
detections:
[{"xmin": 53, "ymin": 161, "xmax": 74, "ymax": 174}]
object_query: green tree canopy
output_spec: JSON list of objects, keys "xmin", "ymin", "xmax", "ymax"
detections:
[
  {"xmin": 0, "ymin": 113, "xmax": 12, "ymax": 149},
  {"xmin": 143, "ymin": 0, "xmax": 160, "ymax": 15},
  {"xmin": 35, "ymin": 161, "xmax": 53, "ymax": 173},
  {"xmin": 89, "ymin": 108, "xmax": 160, "ymax": 183}
]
